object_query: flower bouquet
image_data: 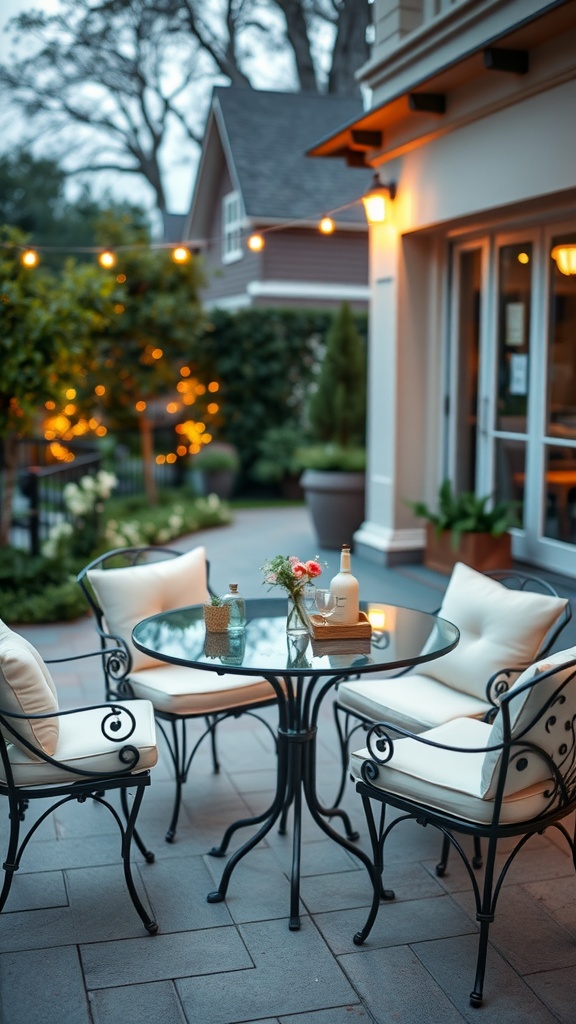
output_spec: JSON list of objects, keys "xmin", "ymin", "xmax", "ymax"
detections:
[{"xmin": 261, "ymin": 554, "xmax": 323, "ymax": 634}]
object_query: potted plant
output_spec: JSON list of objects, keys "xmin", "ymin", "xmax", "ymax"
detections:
[
  {"xmin": 408, "ymin": 479, "xmax": 519, "ymax": 574},
  {"xmin": 299, "ymin": 302, "xmax": 367, "ymax": 549},
  {"xmin": 191, "ymin": 443, "xmax": 239, "ymax": 500},
  {"xmin": 203, "ymin": 593, "xmax": 230, "ymax": 632}
]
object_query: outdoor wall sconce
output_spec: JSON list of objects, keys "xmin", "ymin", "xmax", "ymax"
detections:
[
  {"xmin": 551, "ymin": 244, "xmax": 576, "ymax": 276},
  {"xmin": 361, "ymin": 173, "xmax": 397, "ymax": 224}
]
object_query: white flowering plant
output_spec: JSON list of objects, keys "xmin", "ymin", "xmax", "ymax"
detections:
[{"xmin": 43, "ymin": 470, "xmax": 118, "ymax": 562}]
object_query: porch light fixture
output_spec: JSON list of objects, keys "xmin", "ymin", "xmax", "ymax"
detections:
[
  {"xmin": 361, "ymin": 173, "xmax": 397, "ymax": 224},
  {"xmin": 551, "ymin": 244, "xmax": 576, "ymax": 276}
]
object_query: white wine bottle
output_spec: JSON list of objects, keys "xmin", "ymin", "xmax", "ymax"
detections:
[{"xmin": 329, "ymin": 545, "xmax": 359, "ymax": 625}]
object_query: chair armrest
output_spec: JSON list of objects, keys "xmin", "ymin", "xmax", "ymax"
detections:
[{"xmin": 0, "ymin": 702, "xmax": 143, "ymax": 778}]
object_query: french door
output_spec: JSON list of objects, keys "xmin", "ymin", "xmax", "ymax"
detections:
[{"xmin": 449, "ymin": 223, "xmax": 576, "ymax": 575}]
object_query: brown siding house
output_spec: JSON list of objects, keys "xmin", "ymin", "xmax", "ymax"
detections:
[{"xmin": 184, "ymin": 87, "xmax": 370, "ymax": 311}]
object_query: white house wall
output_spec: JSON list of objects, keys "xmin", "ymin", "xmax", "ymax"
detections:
[{"xmin": 356, "ymin": 71, "xmax": 576, "ymax": 564}]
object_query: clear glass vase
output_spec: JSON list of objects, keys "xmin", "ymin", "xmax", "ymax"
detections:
[{"xmin": 286, "ymin": 594, "xmax": 309, "ymax": 636}]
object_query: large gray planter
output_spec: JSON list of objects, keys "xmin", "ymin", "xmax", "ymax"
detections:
[{"xmin": 300, "ymin": 470, "xmax": 365, "ymax": 550}]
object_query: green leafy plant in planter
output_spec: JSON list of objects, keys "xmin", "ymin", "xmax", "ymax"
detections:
[
  {"xmin": 299, "ymin": 302, "xmax": 367, "ymax": 548},
  {"xmin": 191, "ymin": 443, "xmax": 240, "ymax": 499},
  {"xmin": 408, "ymin": 479, "xmax": 520, "ymax": 573}
]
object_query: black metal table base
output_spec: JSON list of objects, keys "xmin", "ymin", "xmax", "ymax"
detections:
[{"xmin": 206, "ymin": 671, "xmax": 374, "ymax": 930}]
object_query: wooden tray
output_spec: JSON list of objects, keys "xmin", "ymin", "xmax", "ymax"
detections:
[{"xmin": 308, "ymin": 610, "xmax": 372, "ymax": 640}]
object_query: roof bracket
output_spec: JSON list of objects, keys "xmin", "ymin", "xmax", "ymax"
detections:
[
  {"xmin": 350, "ymin": 129, "xmax": 383, "ymax": 150},
  {"xmin": 408, "ymin": 93, "xmax": 446, "ymax": 115},
  {"xmin": 483, "ymin": 48, "xmax": 529, "ymax": 74}
]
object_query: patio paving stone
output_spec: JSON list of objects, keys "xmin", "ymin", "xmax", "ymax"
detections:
[{"xmin": 3, "ymin": 506, "xmax": 576, "ymax": 1023}]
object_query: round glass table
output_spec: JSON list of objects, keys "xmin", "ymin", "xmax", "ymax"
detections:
[{"xmin": 133, "ymin": 596, "xmax": 459, "ymax": 929}]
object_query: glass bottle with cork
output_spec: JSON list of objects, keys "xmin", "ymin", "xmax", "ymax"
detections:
[
  {"xmin": 329, "ymin": 545, "xmax": 359, "ymax": 625},
  {"xmin": 222, "ymin": 583, "xmax": 246, "ymax": 632}
]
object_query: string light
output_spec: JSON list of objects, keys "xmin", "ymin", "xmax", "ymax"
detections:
[
  {"xmin": 21, "ymin": 248, "xmax": 39, "ymax": 268},
  {"xmin": 171, "ymin": 246, "xmax": 191, "ymax": 263},
  {"xmin": 319, "ymin": 216, "xmax": 335, "ymax": 234},
  {"xmin": 247, "ymin": 233, "xmax": 265, "ymax": 252},
  {"xmin": 98, "ymin": 250, "xmax": 117, "ymax": 269}
]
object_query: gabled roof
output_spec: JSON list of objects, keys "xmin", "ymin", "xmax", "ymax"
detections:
[{"xmin": 186, "ymin": 87, "xmax": 371, "ymax": 240}]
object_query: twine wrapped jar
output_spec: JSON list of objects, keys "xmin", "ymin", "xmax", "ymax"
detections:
[{"xmin": 203, "ymin": 603, "xmax": 230, "ymax": 632}]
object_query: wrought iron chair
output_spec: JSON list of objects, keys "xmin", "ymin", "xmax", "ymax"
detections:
[
  {"xmin": 77, "ymin": 545, "xmax": 279, "ymax": 843},
  {"xmin": 333, "ymin": 562, "xmax": 571, "ymax": 873},
  {"xmin": 350, "ymin": 645, "xmax": 576, "ymax": 1007},
  {"xmin": 0, "ymin": 619, "xmax": 157, "ymax": 933}
]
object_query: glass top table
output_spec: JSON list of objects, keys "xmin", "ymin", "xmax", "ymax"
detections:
[{"xmin": 133, "ymin": 597, "xmax": 459, "ymax": 929}]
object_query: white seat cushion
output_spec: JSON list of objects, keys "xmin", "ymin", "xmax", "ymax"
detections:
[
  {"xmin": 421, "ymin": 562, "xmax": 568, "ymax": 701},
  {"xmin": 128, "ymin": 665, "xmax": 278, "ymax": 715},
  {"xmin": 0, "ymin": 620, "xmax": 59, "ymax": 758},
  {"xmin": 87, "ymin": 546, "xmax": 210, "ymax": 671},
  {"xmin": 0, "ymin": 700, "xmax": 157, "ymax": 788},
  {"xmin": 349, "ymin": 717, "xmax": 551, "ymax": 826},
  {"xmin": 481, "ymin": 645, "xmax": 576, "ymax": 799},
  {"xmin": 338, "ymin": 674, "xmax": 490, "ymax": 732}
]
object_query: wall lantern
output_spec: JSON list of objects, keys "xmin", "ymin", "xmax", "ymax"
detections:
[
  {"xmin": 172, "ymin": 245, "xmax": 191, "ymax": 263},
  {"xmin": 551, "ymin": 244, "xmax": 576, "ymax": 276},
  {"xmin": 361, "ymin": 173, "xmax": 397, "ymax": 224}
]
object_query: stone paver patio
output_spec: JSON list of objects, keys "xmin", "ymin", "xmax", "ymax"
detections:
[{"xmin": 2, "ymin": 506, "xmax": 576, "ymax": 1023}]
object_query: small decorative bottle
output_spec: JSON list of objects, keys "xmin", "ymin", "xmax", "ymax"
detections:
[
  {"xmin": 222, "ymin": 583, "xmax": 246, "ymax": 632},
  {"xmin": 329, "ymin": 545, "xmax": 359, "ymax": 625}
]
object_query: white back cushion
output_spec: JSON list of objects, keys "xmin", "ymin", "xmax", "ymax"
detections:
[
  {"xmin": 481, "ymin": 646, "xmax": 576, "ymax": 799},
  {"xmin": 423, "ymin": 562, "xmax": 567, "ymax": 701},
  {"xmin": 87, "ymin": 546, "xmax": 209, "ymax": 670},
  {"xmin": 0, "ymin": 620, "xmax": 59, "ymax": 757}
]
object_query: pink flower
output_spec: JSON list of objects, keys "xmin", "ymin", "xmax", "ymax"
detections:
[
  {"xmin": 266, "ymin": 572, "xmax": 277, "ymax": 584},
  {"xmin": 288, "ymin": 555, "xmax": 299, "ymax": 566},
  {"xmin": 305, "ymin": 560, "xmax": 322, "ymax": 578},
  {"xmin": 291, "ymin": 562, "xmax": 308, "ymax": 579}
]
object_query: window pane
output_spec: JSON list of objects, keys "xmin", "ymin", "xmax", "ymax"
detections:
[
  {"xmin": 496, "ymin": 243, "xmax": 532, "ymax": 433},
  {"xmin": 543, "ymin": 444, "xmax": 576, "ymax": 543},
  {"xmin": 494, "ymin": 437, "xmax": 525, "ymax": 527},
  {"xmin": 547, "ymin": 234, "xmax": 576, "ymax": 439}
]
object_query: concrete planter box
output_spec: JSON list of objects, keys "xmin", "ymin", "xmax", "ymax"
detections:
[
  {"xmin": 301, "ymin": 470, "xmax": 365, "ymax": 550},
  {"xmin": 424, "ymin": 524, "xmax": 512, "ymax": 575}
]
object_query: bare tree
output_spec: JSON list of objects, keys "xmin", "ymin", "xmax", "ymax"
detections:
[{"xmin": 0, "ymin": 0, "xmax": 371, "ymax": 223}]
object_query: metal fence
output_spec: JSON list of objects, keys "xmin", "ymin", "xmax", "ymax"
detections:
[{"xmin": 3, "ymin": 438, "xmax": 185, "ymax": 555}]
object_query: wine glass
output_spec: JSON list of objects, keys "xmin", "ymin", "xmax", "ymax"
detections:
[{"xmin": 314, "ymin": 588, "xmax": 336, "ymax": 624}]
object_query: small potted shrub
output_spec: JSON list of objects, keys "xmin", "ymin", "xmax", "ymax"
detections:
[
  {"xmin": 408, "ymin": 479, "xmax": 519, "ymax": 574},
  {"xmin": 192, "ymin": 443, "xmax": 239, "ymax": 500}
]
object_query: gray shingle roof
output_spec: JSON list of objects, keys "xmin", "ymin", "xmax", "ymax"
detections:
[{"xmin": 213, "ymin": 86, "xmax": 371, "ymax": 224}]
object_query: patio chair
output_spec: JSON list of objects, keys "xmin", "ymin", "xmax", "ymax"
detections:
[
  {"xmin": 0, "ymin": 619, "xmax": 157, "ymax": 933},
  {"xmin": 77, "ymin": 545, "xmax": 278, "ymax": 843},
  {"xmin": 349, "ymin": 644, "xmax": 576, "ymax": 1007},
  {"xmin": 333, "ymin": 562, "xmax": 570, "ymax": 873}
]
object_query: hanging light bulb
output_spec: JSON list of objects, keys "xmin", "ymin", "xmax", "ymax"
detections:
[
  {"xmin": 172, "ymin": 246, "xmax": 191, "ymax": 263},
  {"xmin": 247, "ymin": 233, "xmax": 265, "ymax": 252},
  {"xmin": 21, "ymin": 249, "xmax": 39, "ymax": 268},
  {"xmin": 98, "ymin": 250, "xmax": 117, "ymax": 269},
  {"xmin": 319, "ymin": 216, "xmax": 335, "ymax": 235}
]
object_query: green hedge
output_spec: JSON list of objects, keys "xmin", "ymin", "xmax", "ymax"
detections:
[{"xmin": 197, "ymin": 307, "xmax": 368, "ymax": 475}]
